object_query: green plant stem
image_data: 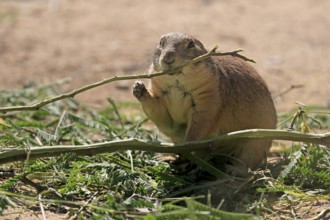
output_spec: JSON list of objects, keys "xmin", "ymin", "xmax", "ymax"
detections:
[
  {"xmin": 0, "ymin": 47, "xmax": 254, "ymax": 113},
  {"xmin": 0, "ymin": 129, "xmax": 328, "ymax": 164}
]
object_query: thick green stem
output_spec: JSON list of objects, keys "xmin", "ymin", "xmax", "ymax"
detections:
[{"xmin": 0, "ymin": 129, "xmax": 328, "ymax": 164}]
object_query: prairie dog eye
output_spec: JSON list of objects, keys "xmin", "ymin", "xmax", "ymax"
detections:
[{"xmin": 187, "ymin": 40, "xmax": 195, "ymax": 49}]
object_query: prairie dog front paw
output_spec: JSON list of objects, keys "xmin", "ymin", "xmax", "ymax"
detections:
[{"xmin": 133, "ymin": 81, "xmax": 148, "ymax": 99}]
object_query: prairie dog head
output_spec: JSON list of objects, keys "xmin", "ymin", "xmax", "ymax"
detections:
[{"xmin": 152, "ymin": 32, "xmax": 208, "ymax": 72}]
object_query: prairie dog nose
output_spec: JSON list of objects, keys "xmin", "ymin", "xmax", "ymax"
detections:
[{"xmin": 162, "ymin": 51, "xmax": 175, "ymax": 64}]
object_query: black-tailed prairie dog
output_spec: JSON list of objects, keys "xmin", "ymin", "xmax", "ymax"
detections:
[{"xmin": 133, "ymin": 32, "xmax": 277, "ymax": 175}]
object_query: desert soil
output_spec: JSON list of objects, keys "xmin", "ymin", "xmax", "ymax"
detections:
[
  {"xmin": 0, "ymin": 0, "xmax": 329, "ymax": 219},
  {"xmin": 0, "ymin": 0, "xmax": 329, "ymax": 112}
]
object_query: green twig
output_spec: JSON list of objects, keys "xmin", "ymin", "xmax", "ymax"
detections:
[
  {"xmin": 0, "ymin": 47, "xmax": 253, "ymax": 113},
  {"xmin": 0, "ymin": 129, "xmax": 328, "ymax": 165}
]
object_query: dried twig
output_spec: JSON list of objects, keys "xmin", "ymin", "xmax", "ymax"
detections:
[
  {"xmin": 274, "ymin": 84, "xmax": 304, "ymax": 99},
  {"xmin": 38, "ymin": 194, "xmax": 46, "ymax": 220},
  {"xmin": 0, "ymin": 46, "xmax": 253, "ymax": 113}
]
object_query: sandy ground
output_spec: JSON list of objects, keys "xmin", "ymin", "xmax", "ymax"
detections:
[{"xmin": 0, "ymin": 0, "xmax": 329, "ymax": 112}]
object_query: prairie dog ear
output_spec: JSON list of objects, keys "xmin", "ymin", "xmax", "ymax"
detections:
[
  {"xmin": 193, "ymin": 38, "xmax": 207, "ymax": 52},
  {"xmin": 159, "ymin": 36, "xmax": 167, "ymax": 48}
]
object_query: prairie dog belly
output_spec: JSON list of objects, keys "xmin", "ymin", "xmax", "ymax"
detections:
[
  {"xmin": 153, "ymin": 67, "xmax": 215, "ymax": 126},
  {"xmin": 161, "ymin": 79, "xmax": 195, "ymax": 124}
]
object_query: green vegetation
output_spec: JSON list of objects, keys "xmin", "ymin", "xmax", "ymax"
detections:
[{"xmin": 0, "ymin": 83, "xmax": 329, "ymax": 219}]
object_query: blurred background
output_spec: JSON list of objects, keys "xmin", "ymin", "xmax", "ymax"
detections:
[{"xmin": 0, "ymin": 0, "xmax": 329, "ymax": 111}]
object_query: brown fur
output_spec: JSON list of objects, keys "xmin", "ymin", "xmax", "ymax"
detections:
[{"xmin": 133, "ymin": 32, "xmax": 277, "ymax": 175}]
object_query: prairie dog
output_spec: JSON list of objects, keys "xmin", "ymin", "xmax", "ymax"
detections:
[{"xmin": 133, "ymin": 32, "xmax": 277, "ymax": 174}]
